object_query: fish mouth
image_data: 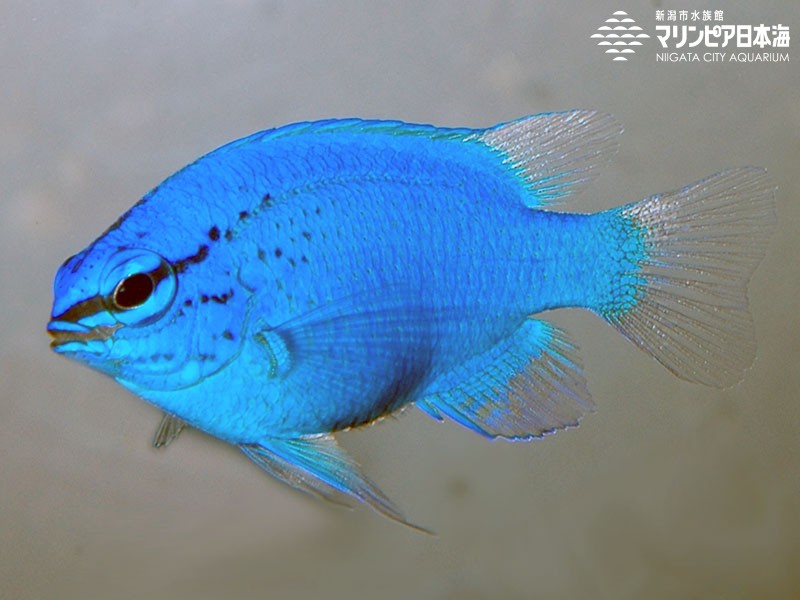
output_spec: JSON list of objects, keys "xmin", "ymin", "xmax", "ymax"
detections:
[{"xmin": 47, "ymin": 321, "xmax": 123, "ymax": 348}]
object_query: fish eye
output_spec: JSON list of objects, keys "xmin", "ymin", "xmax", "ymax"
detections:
[
  {"xmin": 112, "ymin": 272, "xmax": 155, "ymax": 310},
  {"xmin": 100, "ymin": 248, "xmax": 177, "ymax": 326}
]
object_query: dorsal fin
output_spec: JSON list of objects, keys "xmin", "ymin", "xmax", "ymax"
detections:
[
  {"xmin": 222, "ymin": 118, "xmax": 474, "ymax": 150},
  {"xmin": 475, "ymin": 110, "xmax": 622, "ymax": 205},
  {"xmin": 213, "ymin": 111, "xmax": 620, "ymax": 209}
]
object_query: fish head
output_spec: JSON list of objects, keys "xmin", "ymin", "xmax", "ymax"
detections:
[{"xmin": 48, "ymin": 241, "xmax": 208, "ymax": 390}]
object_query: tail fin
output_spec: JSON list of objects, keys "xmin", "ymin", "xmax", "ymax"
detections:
[{"xmin": 600, "ymin": 168, "xmax": 776, "ymax": 388}]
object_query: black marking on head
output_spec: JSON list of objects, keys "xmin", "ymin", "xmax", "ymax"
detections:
[
  {"xmin": 198, "ymin": 289, "xmax": 234, "ymax": 305},
  {"xmin": 68, "ymin": 255, "xmax": 86, "ymax": 274},
  {"xmin": 201, "ymin": 193, "xmax": 273, "ymax": 249},
  {"xmin": 173, "ymin": 245, "xmax": 209, "ymax": 274},
  {"xmin": 222, "ymin": 330, "xmax": 234, "ymax": 341},
  {"xmin": 274, "ymin": 248, "xmax": 282, "ymax": 258},
  {"xmin": 209, "ymin": 289, "xmax": 233, "ymax": 304},
  {"xmin": 301, "ymin": 255, "xmax": 309, "ymax": 263},
  {"xmin": 302, "ymin": 231, "xmax": 311, "ymax": 241},
  {"xmin": 183, "ymin": 299, "xmax": 192, "ymax": 307},
  {"xmin": 315, "ymin": 206, "xmax": 321, "ymax": 215},
  {"xmin": 149, "ymin": 260, "xmax": 173, "ymax": 287}
]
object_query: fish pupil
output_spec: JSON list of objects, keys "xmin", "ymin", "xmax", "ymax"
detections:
[{"xmin": 113, "ymin": 272, "xmax": 154, "ymax": 310}]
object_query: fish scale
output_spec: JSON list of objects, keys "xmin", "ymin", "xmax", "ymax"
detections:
[{"xmin": 49, "ymin": 110, "xmax": 775, "ymax": 529}]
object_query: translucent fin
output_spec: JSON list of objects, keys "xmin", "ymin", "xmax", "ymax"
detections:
[
  {"xmin": 603, "ymin": 168, "xmax": 776, "ymax": 387},
  {"xmin": 417, "ymin": 319, "xmax": 593, "ymax": 439},
  {"xmin": 240, "ymin": 435, "xmax": 430, "ymax": 532},
  {"xmin": 476, "ymin": 110, "xmax": 622, "ymax": 205},
  {"xmin": 152, "ymin": 413, "xmax": 187, "ymax": 449}
]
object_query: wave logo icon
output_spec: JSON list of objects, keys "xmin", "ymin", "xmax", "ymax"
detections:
[{"xmin": 591, "ymin": 10, "xmax": 650, "ymax": 61}]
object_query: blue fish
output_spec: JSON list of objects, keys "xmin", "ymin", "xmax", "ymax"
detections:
[{"xmin": 48, "ymin": 111, "xmax": 775, "ymax": 527}]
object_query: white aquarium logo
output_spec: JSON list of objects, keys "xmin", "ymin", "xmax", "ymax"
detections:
[
  {"xmin": 591, "ymin": 11, "xmax": 650, "ymax": 61},
  {"xmin": 592, "ymin": 9, "xmax": 790, "ymax": 64}
]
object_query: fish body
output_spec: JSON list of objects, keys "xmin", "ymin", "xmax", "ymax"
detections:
[{"xmin": 48, "ymin": 111, "xmax": 775, "ymax": 526}]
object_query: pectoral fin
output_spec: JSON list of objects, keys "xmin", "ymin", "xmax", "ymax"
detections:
[{"xmin": 252, "ymin": 286, "xmax": 443, "ymax": 429}]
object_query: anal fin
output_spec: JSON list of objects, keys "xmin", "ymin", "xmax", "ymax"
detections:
[{"xmin": 417, "ymin": 319, "xmax": 593, "ymax": 439}]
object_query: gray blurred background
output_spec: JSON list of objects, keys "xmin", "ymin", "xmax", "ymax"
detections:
[{"xmin": 2, "ymin": 1, "xmax": 798, "ymax": 598}]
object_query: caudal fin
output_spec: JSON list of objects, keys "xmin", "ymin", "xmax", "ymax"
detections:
[{"xmin": 601, "ymin": 168, "xmax": 776, "ymax": 388}]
